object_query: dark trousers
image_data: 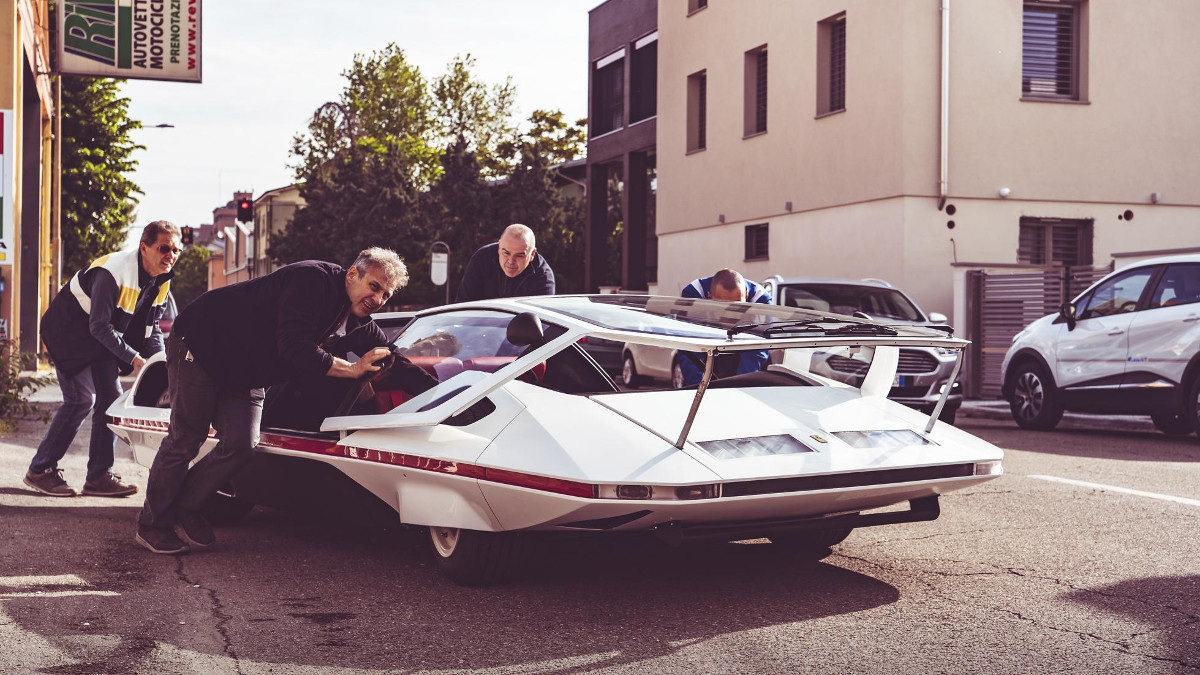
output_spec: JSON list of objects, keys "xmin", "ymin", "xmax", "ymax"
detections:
[
  {"xmin": 138, "ymin": 333, "xmax": 264, "ymax": 529},
  {"xmin": 30, "ymin": 358, "xmax": 122, "ymax": 481}
]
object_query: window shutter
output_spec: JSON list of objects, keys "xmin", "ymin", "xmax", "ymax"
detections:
[{"xmin": 1023, "ymin": 4, "xmax": 1076, "ymax": 98}]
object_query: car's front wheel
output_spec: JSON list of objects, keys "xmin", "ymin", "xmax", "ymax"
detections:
[
  {"xmin": 1183, "ymin": 375, "xmax": 1200, "ymax": 440},
  {"xmin": 768, "ymin": 527, "xmax": 852, "ymax": 560},
  {"xmin": 1008, "ymin": 362, "xmax": 1063, "ymax": 430},
  {"xmin": 427, "ymin": 526, "xmax": 522, "ymax": 586},
  {"xmin": 621, "ymin": 355, "xmax": 642, "ymax": 388}
]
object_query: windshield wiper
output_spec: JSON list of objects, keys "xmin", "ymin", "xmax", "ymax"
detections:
[{"xmin": 726, "ymin": 317, "xmax": 895, "ymax": 339}]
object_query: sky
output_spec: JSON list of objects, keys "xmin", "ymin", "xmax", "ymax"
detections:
[{"xmin": 122, "ymin": 0, "xmax": 599, "ymax": 235}]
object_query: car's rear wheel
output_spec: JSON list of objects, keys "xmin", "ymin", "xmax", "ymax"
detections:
[
  {"xmin": 200, "ymin": 490, "xmax": 255, "ymax": 525},
  {"xmin": 1183, "ymin": 375, "xmax": 1200, "ymax": 440},
  {"xmin": 1151, "ymin": 410, "xmax": 1194, "ymax": 436},
  {"xmin": 671, "ymin": 360, "xmax": 685, "ymax": 390},
  {"xmin": 768, "ymin": 527, "xmax": 853, "ymax": 560},
  {"xmin": 427, "ymin": 526, "xmax": 523, "ymax": 586},
  {"xmin": 621, "ymin": 355, "xmax": 642, "ymax": 388},
  {"xmin": 1008, "ymin": 362, "xmax": 1063, "ymax": 430}
]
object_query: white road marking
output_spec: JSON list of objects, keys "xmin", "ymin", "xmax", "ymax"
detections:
[
  {"xmin": 0, "ymin": 591, "xmax": 120, "ymax": 599},
  {"xmin": 1029, "ymin": 475, "xmax": 1200, "ymax": 507},
  {"xmin": 0, "ymin": 574, "xmax": 89, "ymax": 588},
  {"xmin": 0, "ymin": 575, "xmax": 120, "ymax": 599}
]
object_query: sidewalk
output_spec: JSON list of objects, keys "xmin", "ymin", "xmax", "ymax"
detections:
[{"xmin": 22, "ymin": 370, "xmax": 1159, "ymax": 434}]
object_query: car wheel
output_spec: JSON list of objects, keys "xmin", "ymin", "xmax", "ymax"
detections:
[
  {"xmin": 1183, "ymin": 375, "xmax": 1200, "ymax": 438},
  {"xmin": 768, "ymin": 527, "xmax": 853, "ymax": 560},
  {"xmin": 1008, "ymin": 362, "xmax": 1063, "ymax": 430},
  {"xmin": 1150, "ymin": 410, "xmax": 1193, "ymax": 436},
  {"xmin": 200, "ymin": 490, "xmax": 255, "ymax": 525},
  {"xmin": 671, "ymin": 360, "xmax": 685, "ymax": 390},
  {"xmin": 621, "ymin": 355, "xmax": 641, "ymax": 389},
  {"xmin": 427, "ymin": 526, "xmax": 523, "ymax": 586},
  {"xmin": 938, "ymin": 404, "xmax": 958, "ymax": 425}
]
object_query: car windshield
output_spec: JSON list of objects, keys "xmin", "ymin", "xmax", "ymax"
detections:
[
  {"xmin": 779, "ymin": 284, "xmax": 925, "ymax": 322},
  {"xmin": 522, "ymin": 295, "xmax": 828, "ymax": 339},
  {"xmin": 393, "ymin": 310, "xmax": 552, "ymax": 363}
]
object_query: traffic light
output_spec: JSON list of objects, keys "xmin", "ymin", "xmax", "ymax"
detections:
[
  {"xmin": 236, "ymin": 198, "xmax": 253, "ymax": 223},
  {"xmin": 180, "ymin": 226, "xmax": 194, "ymax": 246}
]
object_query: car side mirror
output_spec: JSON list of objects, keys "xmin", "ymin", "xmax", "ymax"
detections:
[
  {"xmin": 928, "ymin": 311, "xmax": 948, "ymax": 324},
  {"xmin": 507, "ymin": 312, "xmax": 545, "ymax": 347},
  {"xmin": 1059, "ymin": 302, "xmax": 1077, "ymax": 331}
]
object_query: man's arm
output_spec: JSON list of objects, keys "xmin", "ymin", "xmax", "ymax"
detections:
[
  {"xmin": 274, "ymin": 267, "xmax": 342, "ymax": 378},
  {"xmin": 86, "ymin": 269, "xmax": 140, "ymax": 368}
]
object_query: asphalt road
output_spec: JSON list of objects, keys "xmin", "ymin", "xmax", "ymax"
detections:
[{"xmin": 1, "ymin": 408, "xmax": 1198, "ymax": 674}]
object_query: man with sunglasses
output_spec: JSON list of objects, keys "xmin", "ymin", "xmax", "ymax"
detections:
[{"xmin": 27, "ymin": 221, "xmax": 182, "ymax": 498}]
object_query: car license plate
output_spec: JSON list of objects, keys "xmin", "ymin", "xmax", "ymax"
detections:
[{"xmin": 893, "ymin": 374, "xmax": 907, "ymax": 387}]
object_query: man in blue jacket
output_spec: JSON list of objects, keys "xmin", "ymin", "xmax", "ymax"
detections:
[
  {"xmin": 455, "ymin": 224, "xmax": 555, "ymax": 302},
  {"xmin": 26, "ymin": 221, "xmax": 181, "ymax": 498},
  {"xmin": 136, "ymin": 247, "xmax": 437, "ymax": 555},
  {"xmin": 678, "ymin": 268, "xmax": 773, "ymax": 387}
]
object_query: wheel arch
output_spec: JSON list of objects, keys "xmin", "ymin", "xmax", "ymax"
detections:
[{"xmin": 1002, "ymin": 348, "xmax": 1054, "ymax": 400}]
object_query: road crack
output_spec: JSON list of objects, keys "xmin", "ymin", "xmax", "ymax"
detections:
[{"xmin": 175, "ymin": 557, "xmax": 243, "ymax": 674}]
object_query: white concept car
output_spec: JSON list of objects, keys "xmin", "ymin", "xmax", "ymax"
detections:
[{"xmin": 108, "ymin": 295, "xmax": 1003, "ymax": 585}]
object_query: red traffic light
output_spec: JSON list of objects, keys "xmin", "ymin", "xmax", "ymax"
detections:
[{"xmin": 236, "ymin": 198, "xmax": 253, "ymax": 223}]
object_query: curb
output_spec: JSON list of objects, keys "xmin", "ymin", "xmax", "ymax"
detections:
[{"xmin": 959, "ymin": 402, "xmax": 1156, "ymax": 433}]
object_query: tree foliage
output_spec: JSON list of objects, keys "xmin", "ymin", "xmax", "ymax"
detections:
[
  {"xmin": 60, "ymin": 77, "xmax": 142, "ymax": 276},
  {"xmin": 273, "ymin": 46, "xmax": 588, "ymax": 306},
  {"xmin": 170, "ymin": 245, "xmax": 210, "ymax": 311}
]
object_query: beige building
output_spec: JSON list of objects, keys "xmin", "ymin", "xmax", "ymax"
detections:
[
  {"xmin": 655, "ymin": 0, "xmax": 1200, "ymax": 328},
  {"xmin": 252, "ymin": 184, "xmax": 305, "ymax": 277}
]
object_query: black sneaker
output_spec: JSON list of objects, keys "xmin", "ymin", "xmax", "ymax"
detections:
[
  {"xmin": 136, "ymin": 526, "xmax": 189, "ymax": 555},
  {"xmin": 174, "ymin": 510, "xmax": 215, "ymax": 548},
  {"xmin": 24, "ymin": 468, "xmax": 77, "ymax": 497},
  {"xmin": 82, "ymin": 473, "xmax": 138, "ymax": 497}
]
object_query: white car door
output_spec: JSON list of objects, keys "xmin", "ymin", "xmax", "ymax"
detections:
[
  {"xmin": 1126, "ymin": 263, "xmax": 1200, "ymax": 386},
  {"xmin": 1054, "ymin": 268, "xmax": 1156, "ymax": 389}
]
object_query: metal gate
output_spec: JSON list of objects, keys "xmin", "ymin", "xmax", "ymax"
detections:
[{"xmin": 965, "ymin": 264, "xmax": 1113, "ymax": 398}]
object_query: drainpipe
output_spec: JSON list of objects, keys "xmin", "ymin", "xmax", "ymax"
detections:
[{"xmin": 938, "ymin": 0, "xmax": 950, "ymax": 209}]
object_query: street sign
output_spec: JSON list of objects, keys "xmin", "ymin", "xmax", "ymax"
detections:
[
  {"xmin": 58, "ymin": 0, "xmax": 203, "ymax": 83},
  {"xmin": 431, "ymin": 251, "xmax": 448, "ymax": 286}
]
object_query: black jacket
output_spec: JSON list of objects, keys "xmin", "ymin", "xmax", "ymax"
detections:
[
  {"xmin": 41, "ymin": 252, "xmax": 171, "ymax": 376},
  {"xmin": 175, "ymin": 261, "xmax": 429, "ymax": 391},
  {"xmin": 455, "ymin": 243, "xmax": 555, "ymax": 302}
]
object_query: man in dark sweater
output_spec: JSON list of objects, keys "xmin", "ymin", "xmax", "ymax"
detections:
[
  {"xmin": 455, "ymin": 224, "xmax": 555, "ymax": 302},
  {"xmin": 27, "ymin": 221, "xmax": 180, "ymax": 498},
  {"xmin": 136, "ymin": 247, "xmax": 436, "ymax": 555}
]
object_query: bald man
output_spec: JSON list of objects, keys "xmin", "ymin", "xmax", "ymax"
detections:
[{"xmin": 455, "ymin": 224, "xmax": 556, "ymax": 302}]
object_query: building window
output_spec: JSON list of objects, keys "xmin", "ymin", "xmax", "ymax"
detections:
[
  {"xmin": 1022, "ymin": 2, "xmax": 1086, "ymax": 101},
  {"xmin": 1017, "ymin": 218, "xmax": 1093, "ymax": 266},
  {"xmin": 745, "ymin": 223, "xmax": 769, "ymax": 261},
  {"xmin": 687, "ymin": 70, "xmax": 707, "ymax": 152},
  {"xmin": 744, "ymin": 45, "xmax": 768, "ymax": 136},
  {"xmin": 688, "ymin": 0, "xmax": 708, "ymax": 14},
  {"xmin": 630, "ymin": 34, "xmax": 657, "ymax": 123},
  {"xmin": 592, "ymin": 50, "xmax": 625, "ymax": 136},
  {"xmin": 817, "ymin": 13, "xmax": 846, "ymax": 116}
]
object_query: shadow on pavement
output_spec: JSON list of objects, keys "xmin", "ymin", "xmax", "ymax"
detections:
[
  {"xmin": 957, "ymin": 418, "xmax": 1200, "ymax": 463},
  {"xmin": 1065, "ymin": 575, "xmax": 1200, "ymax": 670}
]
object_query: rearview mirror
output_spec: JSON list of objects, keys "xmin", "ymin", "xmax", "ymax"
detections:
[
  {"xmin": 1059, "ymin": 302, "xmax": 1077, "ymax": 331},
  {"xmin": 507, "ymin": 312, "xmax": 545, "ymax": 347}
]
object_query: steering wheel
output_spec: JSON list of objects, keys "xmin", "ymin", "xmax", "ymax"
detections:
[{"xmin": 332, "ymin": 353, "xmax": 397, "ymax": 417}]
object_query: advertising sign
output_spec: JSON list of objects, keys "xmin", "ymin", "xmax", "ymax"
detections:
[
  {"xmin": 0, "ymin": 110, "xmax": 12, "ymax": 264},
  {"xmin": 58, "ymin": 0, "xmax": 203, "ymax": 82}
]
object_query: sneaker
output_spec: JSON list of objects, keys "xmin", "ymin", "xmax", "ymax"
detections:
[
  {"xmin": 174, "ymin": 510, "xmax": 215, "ymax": 548},
  {"xmin": 135, "ymin": 526, "xmax": 189, "ymax": 555},
  {"xmin": 24, "ymin": 468, "xmax": 77, "ymax": 497},
  {"xmin": 82, "ymin": 473, "xmax": 139, "ymax": 497}
]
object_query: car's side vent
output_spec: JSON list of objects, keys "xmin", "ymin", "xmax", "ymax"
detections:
[{"xmin": 132, "ymin": 362, "xmax": 170, "ymax": 408}]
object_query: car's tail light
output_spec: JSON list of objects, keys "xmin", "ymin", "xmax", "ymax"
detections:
[
  {"xmin": 597, "ymin": 483, "xmax": 721, "ymax": 501},
  {"xmin": 615, "ymin": 485, "xmax": 652, "ymax": 500},
  {"xmin": 973, "ymin": 460, "xmax": 1002, "ymax": 476},
  {"xmin": 675, "ymin": 484, "xmax": 720, "ymax": 500}
]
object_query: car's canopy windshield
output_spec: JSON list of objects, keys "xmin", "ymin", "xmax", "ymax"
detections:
[{"xmin": 779, "ymin": 284, "xmax": 925, "ymax": 322}]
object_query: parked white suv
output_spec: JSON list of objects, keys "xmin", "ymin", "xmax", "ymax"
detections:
[{"xmin": 1001, "ymin": 254, "xmax": 1200, "ymax": 435}]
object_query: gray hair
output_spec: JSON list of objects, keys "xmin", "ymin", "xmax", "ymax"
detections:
[
  {"xmin": 351, "ymin": 247, "xmax": 409, "ymax": 291},
  {"xmin": 501, "ymin": 223, "xmax": 536, "ymax": 249},
  {"xmin": 140, "ymin": 220, "xmax": 182, "ymax": 246}
]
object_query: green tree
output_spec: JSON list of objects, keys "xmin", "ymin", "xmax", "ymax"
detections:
[
  {"xmin": 431, "ymin": 55, "xmax": 516, "ymax": 177},
  {"xmin": 170, "ymin": 245, "xmax": 210, "ymax": 310},
  {"xmin": 272, "ymin": 44, "xmax": 439, "ymax": 273},
  {"xmin": 60, "ymin": 77, "xmax": 142, "ymax": 276}
]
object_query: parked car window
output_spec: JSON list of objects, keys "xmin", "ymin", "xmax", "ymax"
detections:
[
  {"xmin": 1148, "ymin": 264, "xmax": 1200, "ymax": 310},
  {"xmin": 780, "ymin": 284, "xmax": 924, "ymax": 322},
  {"xmin": 1076, "ymin": 269, "xmax": 1155, "ymax": 320}
]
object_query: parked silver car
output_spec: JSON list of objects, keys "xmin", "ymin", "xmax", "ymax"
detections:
[{"xmin": 761, "ymin": 277, "xmax": 962, "ymax": 423}]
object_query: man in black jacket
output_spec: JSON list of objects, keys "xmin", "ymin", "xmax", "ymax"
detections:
[
  {"xmin": 455, "ymin": 224, "xmax": 555, "ymax": 302},
  {"xmin": 27, "ymin": 221, "xmax": 180, "ymax": 498},
  {"xmin": 136, "ymin": 247, "xmax": 436, "ymax": 554}
]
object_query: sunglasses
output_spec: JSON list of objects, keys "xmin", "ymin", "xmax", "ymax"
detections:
[{"xmin": 154, "ymin": 244, "xmax": 182, "ymax": 255}]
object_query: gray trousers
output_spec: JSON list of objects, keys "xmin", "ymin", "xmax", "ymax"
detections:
[{"xmin": 138, "ymin": 333, "xmax": 265, "ymax": 529}]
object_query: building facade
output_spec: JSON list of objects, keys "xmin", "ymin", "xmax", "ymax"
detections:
[
  {"xmin": 0, "ymin": 0, "xmax": 57, "ymax": 354},
  {"xmin": 252, "ymin": 184, "xmax": 305, "ymax": 278},
  {"xmin": 650, "ymin": 0, "xmax": 1200, "ymax": 327}
]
